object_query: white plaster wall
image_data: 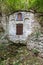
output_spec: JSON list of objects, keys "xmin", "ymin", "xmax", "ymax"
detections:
[{"xmin": 8, "ymin": 12, "xmax": 36, "ymax": 43}]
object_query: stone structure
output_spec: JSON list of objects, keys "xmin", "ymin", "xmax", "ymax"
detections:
[
  {"xmin": 7, "ymin": 12, "xmax": 40, "ymax": 43},
  {"xmin": 27, "ymin": 13, "xmax": 43, "ymax": 57},
  {"xmin": 1, "ymin": 11, "xmax": 43, "ymax": 57}
]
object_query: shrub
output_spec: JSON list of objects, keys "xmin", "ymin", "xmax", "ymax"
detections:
[{"xmin": 32, "ymin": 48, "xmax": 39, "ymax": 56}]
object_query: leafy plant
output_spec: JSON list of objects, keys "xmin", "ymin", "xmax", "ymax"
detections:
[
  {"xmin": 34, "ymin": 27, "xmax": 41, "ymax": 40},
  {"xmin": 32, "ymin": 48, "xmax": 39, "ymax": 56},
  {"xmin": 13, "ymin": 60, "xmax": 20, "ymax": 65},
  {"xmin": 0, "ymin": 0, "xmax": 43, "ymax": 15},
  {"xmin": 35, "ymin": 31, "xmax": 40, "ymax": 39}
]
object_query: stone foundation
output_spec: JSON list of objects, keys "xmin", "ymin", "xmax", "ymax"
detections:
[{"xmin": 27, "ymin": 31, "xmax": 43, "ymax": 57}]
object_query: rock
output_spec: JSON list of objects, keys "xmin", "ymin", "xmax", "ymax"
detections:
[
  {"xmin": 27, "ymin": 41, "xmax": 35, "ymax": 50},
  {"xmin": 39, "ymin": 37, "xmax": 43, "ymax": 41},
  {"xmin": 0, "ymin": 39, "xmax": 8, "ymax": 44},
  {"xmin": 27, "ymin": 31, "xmax": 43, "ymax": 57},
  {"xmin": 39, "ymin": 53, "xmax": 43, "ymax": 58}
]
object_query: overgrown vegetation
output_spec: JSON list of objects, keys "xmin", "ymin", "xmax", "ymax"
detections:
[
  {"xmin": 32, "ymin": 48, "xmax": 39, "ymax": 56},
  {"xmin": 0, "ymin": 44, "xmax": 43, "ymax": 65},
  {"xmin": 0, "ymin": 0, "xmax": 43, "ymax": 15},
  {"xmin": 0, "ymin": 0, "xmax": 43, "ymax": 65}
]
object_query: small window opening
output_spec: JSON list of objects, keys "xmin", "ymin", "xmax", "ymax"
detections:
[{"xmin": 16, "ymin": 13, "xmax": 23, "ymax": 21}]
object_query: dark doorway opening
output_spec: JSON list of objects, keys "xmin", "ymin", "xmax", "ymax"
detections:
[{"xmin": 16, "ymin": 24, "xmax": 23, "ymax": 35}]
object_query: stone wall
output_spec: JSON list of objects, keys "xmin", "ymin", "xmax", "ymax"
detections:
[
  {"xmin": 8, "ymin": 12, "xmax": 41, "ymax": 43},
  {"xmin": 27, "ymin": 13, "xmax": 43, "ymax": 57},
  {"xmin": 0, "ymin": 12, "xmax": 43, "ymax": 57}
]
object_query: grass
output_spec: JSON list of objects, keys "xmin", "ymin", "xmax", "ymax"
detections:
[{"xmin": 0, "ymin": 43, "xmax": 43, "ymax": 65}]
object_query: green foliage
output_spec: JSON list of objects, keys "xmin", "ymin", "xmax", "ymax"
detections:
[
  {"xmin": 0, "ymin": 0, "xmax": 43, "ymax": 14},
  {"xmin": 13, "ymin": 61, "xmax": 20, "ymax": 65},
  {"xmin": 32, "ymin": 48, "xmax": 39, "ymax": 56},
  {"xmin": 35, "ymin": 30, "xmax": 40, "ymax": 39}
]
